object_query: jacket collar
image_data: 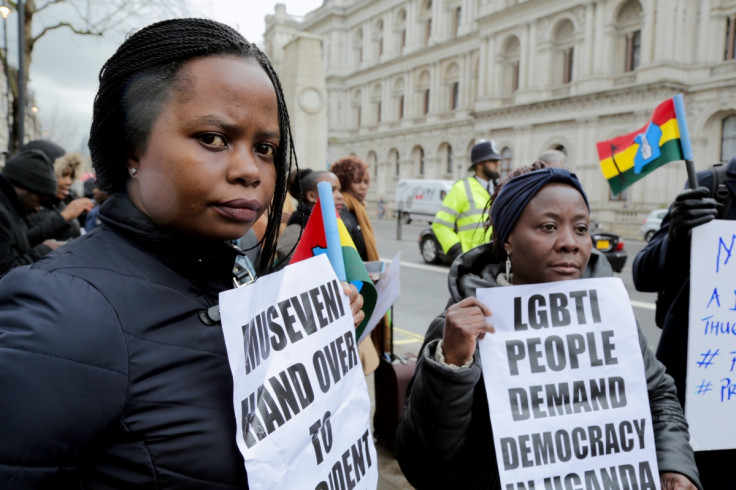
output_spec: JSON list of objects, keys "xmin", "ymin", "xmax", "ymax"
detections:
[{"xmin": 98, "ymin": 193, "xmax": 240, "ymax": 281}]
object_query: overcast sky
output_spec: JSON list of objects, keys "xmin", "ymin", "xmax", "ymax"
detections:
[{"xmin": 15, "ymin": 0, "xmax": 324, "ymax": 152}]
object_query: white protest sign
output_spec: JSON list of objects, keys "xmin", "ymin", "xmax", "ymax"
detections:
[
  {"xmin": 219, "ymin": 254, "xmax": 378, "ymax": 489},
  {"xmin": 686, "ymin": 219, "xmax": 736, "ymax": 451},
  {"xmin": 360, "ymin": 252, "xmax": 401, "ymax": 343},
  {"xmin": 477, "ymin": 277, "xmax": 660, "ymax": 490}
]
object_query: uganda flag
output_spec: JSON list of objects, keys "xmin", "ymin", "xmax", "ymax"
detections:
[
  {"xmin": 290, "ymin": 200, "xmax": 377, "ymax": 340},
  {"xmin": 596, "ymin": 94, "xmax": 693, "ymax": 194}
]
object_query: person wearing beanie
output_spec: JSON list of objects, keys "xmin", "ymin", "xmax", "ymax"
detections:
[
  {"xmin": 432, "ymin": 139, "xmax": 501, "ymax": 262},
  {"xmin": 20, "ymin": 139, "xmax": 66, "ymax": 164},
  {"xmin": 0, "ymin": 149, "xmax": 64, "ymax": 275},
  {"xmin": 25, "ymin": 152, "xmax": 95, "ymax": 244}
]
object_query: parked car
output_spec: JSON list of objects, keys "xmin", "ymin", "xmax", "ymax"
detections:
[
  {"xmin": 418, "ymin": 226, "xmax": 628, "ymax": 273},
  {"xmin": 640, "ymin": 208, "xmax": 668, "ymax": 242}
]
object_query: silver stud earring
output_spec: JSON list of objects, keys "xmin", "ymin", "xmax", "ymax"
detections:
[
  {"xmin": 129, "ymin": 168, "xmax": 138, "ymax": 176},
  {"xmin": 505, "ymin": 254, "xmax": 512, "ymax": 278}
]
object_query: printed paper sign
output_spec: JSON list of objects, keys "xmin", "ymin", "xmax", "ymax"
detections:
[
  {"xmin": 687, "ymin": 220, "xmax": 736, "ymax": 451},
  {"xmin": 360, "ymin": 252, "xmax": 401, "ymax": 343},
  {"xmin": 477, "ymin": 278, "xmax": 659, "ymax": 490},
  {"xmin": 219, "ymin": 254, "xmax": 378, "ymax": 489}
]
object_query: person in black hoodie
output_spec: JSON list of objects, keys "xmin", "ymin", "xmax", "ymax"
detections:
[
  {"xmin": 0, "ymin": 18, "xmax": 363, "ymax": 489},
  {"xmin": 396, "ymin": 164, "xmax": 701, "ymax": 490},
  {"xmin": 0, "ymin": 149, "xmax": 63, "ymax": 275}
]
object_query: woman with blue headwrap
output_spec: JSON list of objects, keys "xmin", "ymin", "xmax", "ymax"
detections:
[{"xmin": 395, "ymin": 164, "xmax": 701, "ymax": 489}]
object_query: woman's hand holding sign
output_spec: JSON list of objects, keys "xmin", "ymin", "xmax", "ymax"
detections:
[
  {"xmin": 342, "ymin": 282, "xmax": 364, "ymax": 328},
  {"xmin": 442, "ymin": 297, "xmax": 495, "ymax": 366}
]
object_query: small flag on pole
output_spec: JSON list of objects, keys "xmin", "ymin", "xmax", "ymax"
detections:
[
  {"xmin": 290, "ymin": 182, "xmax": 377, "ymax": 339},
  {"xmin": 596, "ymin": 94, "xmax": 693, "ymax": 194}
]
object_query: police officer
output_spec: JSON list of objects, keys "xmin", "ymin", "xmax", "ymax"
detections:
[{"xmin": 432, "ymin": 140, "xmax": 501, "ymax": 261}]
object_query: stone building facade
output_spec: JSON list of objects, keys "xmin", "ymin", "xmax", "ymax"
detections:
[{"xmin": 264, "ymin": 0, "xmax": 736, "ymax": 236}]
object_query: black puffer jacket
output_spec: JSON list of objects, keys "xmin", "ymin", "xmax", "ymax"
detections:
[
  {"xmin": 396, "ymin": 244, "xmax": 701, "ymax": 490},
  {"xmin": 0, "ymin": 193, "xmax": 248, "ymax": 488}
]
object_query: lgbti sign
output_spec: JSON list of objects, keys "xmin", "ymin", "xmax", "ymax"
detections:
[
  {"xmin": 687, "ymin": 220, "xmax": 736, "ymax": 450},
  {"xmin": 477, "ymin": 278, "xmax": 659, "ymax": 490},
  {"xmin": 219, "ymin": 254, "xmax": 378, "ymax": 489}
]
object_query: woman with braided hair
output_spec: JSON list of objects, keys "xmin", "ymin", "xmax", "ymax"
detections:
[{"xmin": 0, "ymin": 18, "xmax": 363, "ymax": 488}]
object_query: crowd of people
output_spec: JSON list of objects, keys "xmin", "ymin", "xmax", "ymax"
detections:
[{"xmin": 0, "ymin": 14, "xmax": 729, "ymax": 490}]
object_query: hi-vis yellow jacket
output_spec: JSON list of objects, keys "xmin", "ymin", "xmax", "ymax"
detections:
[{"xmin": 432, "ymin": 176, "xmax": 493, "ymax": 253}]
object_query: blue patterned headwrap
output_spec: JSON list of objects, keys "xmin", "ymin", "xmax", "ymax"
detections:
[{"xmin": 490, "ymin": 167, "xmax": 589, "ymax": 247}]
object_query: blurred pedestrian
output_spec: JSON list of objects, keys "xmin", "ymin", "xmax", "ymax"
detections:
[
  {"xmin": 25, "ymin": 152, "xmax": 95, "ymax": 243},
  {"xmin": 0, "ymin": 149, "xmax": 63, "ymax": 275}
]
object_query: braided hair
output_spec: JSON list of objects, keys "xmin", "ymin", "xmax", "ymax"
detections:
[{"xmin": 88, "ymin": 18, "xmax": 296, "ymax": 275}]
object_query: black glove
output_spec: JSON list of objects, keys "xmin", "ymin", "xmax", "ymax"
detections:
[
  {"xmin": 668, "ymin": 187, "xmax": 719, "ymax": 242},
  {"xmin": 447, "ymin": 243, "xmax": 462, "ymax": 262}
]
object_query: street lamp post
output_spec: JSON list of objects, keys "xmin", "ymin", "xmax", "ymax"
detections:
[
  {"xmin": 0, "ymin": 3, "xmax": 10, "ymax": 151},
  {"xmin": 16, "ymin": 0, "xmax": 24, "ymax": 147}
]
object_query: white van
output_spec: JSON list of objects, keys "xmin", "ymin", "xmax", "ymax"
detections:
[{"xmin": 394, "ymin": 179, "xmax": 455, "ymax": 224}]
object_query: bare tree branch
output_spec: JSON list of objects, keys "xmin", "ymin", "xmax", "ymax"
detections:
[{"xmin": 31, "ymin": 21, "xmax": 101, "ymax": 46}]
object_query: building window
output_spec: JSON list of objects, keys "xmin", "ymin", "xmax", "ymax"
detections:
[
  {"xmin": 511, "ymin": 61, "xmax": 520, "ymax": 92},
  {"xmin": 425, "ymin": 19, "xmax": 432, "ymax": 45},
  {"xmin": 721, "ymin": 115, "xmax": 736, "ymax": 160},
  {"xmin": 609, "ymin": 188, "xmax": 628, "ymax": 202},
  {"xmin": 563, "ymin": 47, "xmax": 574, "ymax": 84},
  {"xmin": 423, "ymin": 89, "xmax": 430, "ymax": 114},
  {"xmin": 379, "ymin": 38, "xmax": 383, "ymax": 56},
  {"xmin": 725, "ymin": 16, "xmax": 736, "ymax": 60},
  {"xmin": 401, "ymin": 29, "xmax": 406, "ymax": 51},
  {"xmin": 377, "ymin": 101, "xmax": 382, "ymax": 123},
  {"xmin": 356, "ymin": 106, "xmax": 361, "ymax": 127},
  {"xmin": 624, "ymin": 30, "xmax": 641, "ymax": 72},
  {"xmin": 446, "ymin": 145, "xmax": 453, "ymax": 174},
  {"xmin": 398, "ymin": 94, "xmax": 404, "ymax": 119},
  {"xmin": 501, "ymin": 147, "xmax": 512, "ymax": 178},
  {"xmin": 454, "ymin": 7, "xmax": 461, "ymax": 36},
  {"xmin": 395, "ymin": 152, "xmax": 400, "ymax": 176},
  {"xmin": 451, "ymin": 81, "xmax": 459, "ymax": 110},
  {"xmin": 419, "ymin": 148, "xmax": 425, "ymax": 175}
]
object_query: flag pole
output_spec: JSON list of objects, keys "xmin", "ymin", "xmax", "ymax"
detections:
[
  {"xmin": 673, "ymin": 94, "xmax": 699, "ymax": 189},
  {"xmin": 317, "ymin": 181, "xmax": 347, "ymax": 281}
]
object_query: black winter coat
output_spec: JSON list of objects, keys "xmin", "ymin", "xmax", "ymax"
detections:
[
  {"xmin": 396, "ymin": 245, "xmax": 701, "ymax": 490},
  {"xmin": 0, "ymin": 175, "xmax": 52, "ymax": 276},
  {"xmin": 0, "ymin": 193, "xmax": 249, "ymax": 488}
]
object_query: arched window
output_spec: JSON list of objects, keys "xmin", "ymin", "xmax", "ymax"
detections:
[
  {"xmin": 418, "ymin": 70, "xmax": 431, "ymax": 115},
  {"xmin": 419, "ymin": 0, "xmax": 432, "ymax": 46},
  {"xmin": 367, "ymin": 151, "xmax": 378, "ymax": 178},
  {"xmin": 374, "ymin": 19, "xmax": 384, "ymax": 58},
  {"xmin": 553, "ymin": 20, "xmax": 575, "ymax": 84},
  {"xmin": 395, "ymin": 9, "xmax": 407, "ymax": 54},
  {"xmin": 353, "ymin": 28, "xmax": 364, "ymax": 68},
  {"xmin": 393, "ymin": 77, "xmax": 405, "ymax": 120},
  {"xmin": 501, "ymin": 147, "xmax": 513, "ymax": 178},
  {"xmin": 352, "ymin": 90, "xmax": 362, "ymax": 128},
  {"xmin": 372, "ymin": 84, "xmax": 382, "ymax": 124},
  {"xmin": 394, "ymin": 150, "xmax": 401, "ymax": 176},
  {"xmin": 722, "ymin": 115, "xmax": 736, "ymax": 160},
  {"xmin": 503, "ymin": 36, "xmax": 521, "ymax": 94},
  {"xmin": 447, "ymin": 144, "xmax": 453, "ymax": 174},
  {"xmin": 445, "ymin": 63, "xmax": 460, "ymax": 111},
  {"xmin": 616, "ymin": 0, "xmax": 643, "ymax": 73}
]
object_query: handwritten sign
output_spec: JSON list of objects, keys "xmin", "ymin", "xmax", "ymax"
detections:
[
  {"xmin": 219, "ymin": 254, "xmax": 378, "ymax": 489},
  {"xmin": 686, "ymin": 220, "xmax": 736, "ymax": 451},
  {"xmin": 477, "ymin": 278, "xmax": 659, "ymax": 490}
]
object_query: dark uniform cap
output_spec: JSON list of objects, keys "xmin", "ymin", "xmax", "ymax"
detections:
[
  {"xmin": 469, "ymin": 140, "xmax": 501, "ymax": 170},
  {"xmin": 1, "ymin": 149, "xmax": 58, "ymax": 197}
]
